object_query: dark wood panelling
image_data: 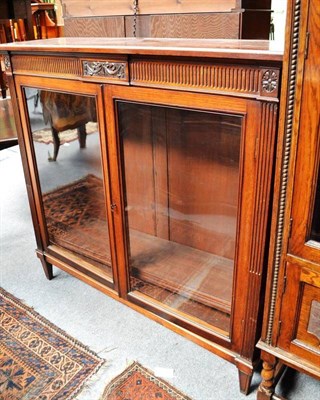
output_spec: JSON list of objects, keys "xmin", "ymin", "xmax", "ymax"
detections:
[
  {"xmin": 241, "ymin": 10, "xmax": 271, "ymax": 39},
  {"xmin": 125, "ymin": 13, "xmax": 240, "ymax": 39},
  {"xmin": 242, "ymin": 0, "xmax": 271, "ymax": 9},
  {"xmin": 63, "ymin": 16, "xmax": 125, "ymax": 37},
  {"xmin": 0, "ymin": 0, "xmax": 30, "ymax": 19}
]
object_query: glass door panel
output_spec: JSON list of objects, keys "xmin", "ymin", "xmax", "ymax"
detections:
[
  {"xmin": 310, "ymin": 169, "xmax": 320, "ymax": 242},
  {"xmin": 279, "ymin": 263, "xmax": 320, "ymax": 364},
  {"xmin": 118, "ymin": 102, "xmax": 242, "ymax": 333},
  {"xmin": 24, "ymin": 88, "xmax": 113, "ymax": 279}
]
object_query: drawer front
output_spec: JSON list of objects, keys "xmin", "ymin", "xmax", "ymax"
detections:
[{"xmin": 10, "ymin": 55, "xmax": 129, "ymax": 84}]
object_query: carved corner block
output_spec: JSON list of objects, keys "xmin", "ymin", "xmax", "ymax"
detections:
[
  {"xmin": 260, "ymin": 68, "xmax": 280, "ymax": 98},
  {"xmin": 3, "ymin": 54, "xmax": 11, "ymax": 73}
]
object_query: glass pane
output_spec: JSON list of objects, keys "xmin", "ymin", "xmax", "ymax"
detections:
[
  {"xmin": 118, "ymin": 102, "xmax": 242, "ymax": 333},
  {"xmin": 25, "ymin": 88, "xmax": 112, "ymax": 279},
  {"xmin": 308, "ymin": 300, "xmax": 320, "ymax": 340},
  {"xmin": 311, "ymin": 170, "xmax": 320, "ymax": 242}
]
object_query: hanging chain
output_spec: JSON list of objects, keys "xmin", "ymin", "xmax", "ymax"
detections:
[{"xmin": 133, "ymin": 0, "xmax": 139, "ymax": 37}]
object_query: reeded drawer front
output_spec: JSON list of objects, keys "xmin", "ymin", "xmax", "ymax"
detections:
[
  {"xmin": 10, "ymin": 54, "xmax": 129, "ymax": 84},
  {"xmin": 130, "ymin": 58, "xmax": 280, "ymax": 100}
]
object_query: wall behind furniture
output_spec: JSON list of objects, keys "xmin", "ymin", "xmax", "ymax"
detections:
[
  {"xmin": 271, "ymin": 0, "xmax": 287, "ymax": 50},
  {"xmin": 59, "ymin": 0, "xmax": 272, "ymax": 39}
]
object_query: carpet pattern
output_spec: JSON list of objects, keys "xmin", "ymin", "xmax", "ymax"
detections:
[
  {"xmin": 43, "ymin": 174, "xmax": 111, "ymax": 267},
  {"xmin": 32, "ymin": 121, "xmax": 98, "ymax": 145},
  {"xmin": 0, "ymin": 287, "xmax": 104, "ymax": 400},
  {"xmin": 100, "ymin": 362, "xmax": 192, "ymax": 400}
]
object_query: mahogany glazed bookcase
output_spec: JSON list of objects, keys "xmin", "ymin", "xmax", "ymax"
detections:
[{"xmin": 0, "ymin": 38, "xmax": 282, "ymax": 393}]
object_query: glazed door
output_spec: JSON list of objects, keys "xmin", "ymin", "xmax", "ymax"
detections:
[
  {"xmin": 15, "ymin": 76, "xmax": 116, "ymax": 286},
  {"xmin": 278, "ymin": 0, "xmax": 320, "ymax": 362},
  {"xmin": 288, "ymin": 0, "xmax": 320, "ymax": 264},
  {"xmin": 105, "ymin": 85, "xmax": 273, "ymax": 348}
]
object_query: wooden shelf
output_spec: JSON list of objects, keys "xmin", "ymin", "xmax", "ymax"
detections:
[{"xmin": 130, "ymin": 230, "xmax": 233, "ymax": 314}]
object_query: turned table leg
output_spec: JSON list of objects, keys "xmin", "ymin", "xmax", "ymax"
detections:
[
  {"xmin": 49, "ymin": 126, "xmax": 60, "ymax": 162},
  {"xmin": 257, "ymin": 361, "xmax": 276, "ymax": 400}
]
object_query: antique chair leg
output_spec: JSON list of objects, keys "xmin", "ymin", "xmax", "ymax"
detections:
[
  {"xmin": 49, "ymin": 126, "xmax": 60, "ymax": 161},
  {"xmin": 77, "ymin": 124, "xmax": 87, "ymax": 149},
  {"xmin": 0, "ymin": 69, "xmax": 7, "ymax": 99}
]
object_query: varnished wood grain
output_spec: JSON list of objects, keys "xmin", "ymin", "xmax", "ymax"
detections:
[
  {"xmin": 0, "ymin": 37, "xmax": 283, "ymax": 62},
  {"xmin": 296, "ymin": 284, "xmax": 320, "ymax": 350},
  {"xmin": 63, "ymin": 16, "xmax": 125, "ymax": 37},
  {"xmin": 240, "ymin": 102, "xmax": 278, "ymax": 359},
  {"xmin": 59, "ymin": 1, "xmax": 271, "ymax": 41},
  {"xmin": 288, "ymin": 0, "xmax": 320, "ymax": 262},
  {"xmin": 61, "ymin": 0, "xmax": 241, "ymax": 18},
  {"xmin": 278, "ymin": 262, "xmax": 320, "ymax": 365},
  {"xmin": 125, "ymin": 13, "xmax": 240, "ymax": 39},
  {"xmin": 11, "ymin": 55, "xmax": 81, "ymax": 77}
]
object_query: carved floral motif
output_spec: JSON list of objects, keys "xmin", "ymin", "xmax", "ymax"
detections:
[
  {"xmin": 262, "ymin": 70, "xmax": 278, "ymax": 93},
  {"xmin": 83, "ymin": 61, "xmax": 126, "ymax": 79},
  {"xmin": 4, "ymin": 55, "xmax": 11, "ymax": 70}
]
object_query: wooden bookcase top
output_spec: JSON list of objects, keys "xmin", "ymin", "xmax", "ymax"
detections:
[{"xmin": 0, "ymin": 37, "xmax": 283, "ymax": 61}]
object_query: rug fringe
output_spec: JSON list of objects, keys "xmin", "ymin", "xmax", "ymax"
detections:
[
  {"xmin": 0, "ymin": 287, "xmax": 106, "ymax": 400},
  {"xmin": 0, "ymin": 287, "xmax": 101, "ymax": 359},
  {"xmin": 74, "ymin": 361, "xmax": 110, "ymax": 400}
]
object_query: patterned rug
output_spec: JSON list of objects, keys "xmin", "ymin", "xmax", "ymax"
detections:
[
  {"xmin": 32, "ymin": 121, "xmax": 98, "ymax": 145},
  {"xmin": 0, "ymin": 287, "xmax": 104, "ymax": 399},
  {"xmin": 100, "ymin": 362, "xmax": 192, "ymax": 400}
]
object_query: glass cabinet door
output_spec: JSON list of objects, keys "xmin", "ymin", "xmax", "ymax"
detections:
[
  {"xmin": 117, "ymin": 102, "xmax": 242, "ymax": 334},
  {"xmin": 23, "ymin": 87, "xmax": 113, "ymax": 281},
  {"xmin": 310, "ymin": 171, "xmax": 320, "ymax": 242},
  {"xmin": 278, "ymin": 261, "xmax": 320, "ymax": 363}
]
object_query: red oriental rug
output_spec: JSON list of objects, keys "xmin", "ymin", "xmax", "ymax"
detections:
[
  {"xmin": 0, "ymin": 287, "xmax": 104, "ymax": 399},
  {"xmin": 100, "ymin": 362, "xmax": 192, "ymax": 400}
]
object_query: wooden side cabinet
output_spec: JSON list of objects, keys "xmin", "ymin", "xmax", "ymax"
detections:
[
  {"xmin": 0, "ymin": 38, "xmax": 282, "ymax": 394},
  {"xmin": 257, "ymin": 0, "xmax": 320, "ymax": 398}
]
